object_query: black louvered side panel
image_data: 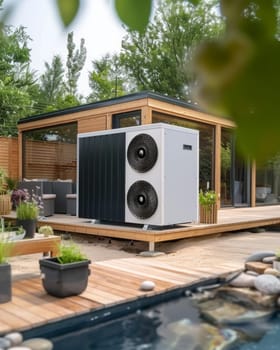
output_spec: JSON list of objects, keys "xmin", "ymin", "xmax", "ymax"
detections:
[{"xmin": 78, "ymin": 133, "xmax": 125, "ymax": 222}]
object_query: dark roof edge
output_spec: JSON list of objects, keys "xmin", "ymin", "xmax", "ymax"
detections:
[{"xmin": 17, "ymin": 91, "xmax": 203, "ymax": 125}]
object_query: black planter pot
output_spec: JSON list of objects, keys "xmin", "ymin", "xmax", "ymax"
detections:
[
  {"xmin": 39, "ymin": 258, "xmax": 91, "ymax": 297},
  {"xmin": 16, "ymin": 219, "xmax": 37, "ymax": 238},
  {"xmin": 0, "ymin": 263, "xmax": 11, "ymax": 303}
]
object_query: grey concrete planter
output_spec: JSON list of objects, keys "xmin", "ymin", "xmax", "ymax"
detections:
[
  {"xmin": 39, "ymin": 258, "xmax": 91, "ymax": 297},
  {"xmin": 0, "ymin": 263, "xmax": 11, "ymax": 303}
]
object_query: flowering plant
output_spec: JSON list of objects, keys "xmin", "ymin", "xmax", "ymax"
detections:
[
  {"xmin": 11, "ymin": 189, "xmax": 26, "ymax": 209},
  {"xmin": 16, "ymin": 187, "xmax": 43, "ymax": 220}
]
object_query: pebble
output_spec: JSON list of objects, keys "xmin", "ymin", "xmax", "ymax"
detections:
[
  {"xmin": 140, "ymin": 280, "xmax": 155, "ymax": 291},
  {"xmin": 21, "ymin": 339, "xmax": 53, "ymax": 350},
  {"xmin": 8, "ymin": 348, "xmax": 31, "ymax": 350},
  {"xmin": 254, "ymin": 274, "xmax": 280, "ymax": 295},
  {"xmin": 0, "ymin": 338, "xmax": 11, "ymax": 349},
  {"xmin": 263, "ymin": 256, "xmax": 277, "ymax": 263},
  {"xmin": 229, "ymin": 272, "xmax": 256, "ymax": 288},
  {"xmin": 245, "ymin": 251, "xmax": 275, "ymax": 262},
  {"xmin": 4, "ymin": 333, "xmax": 23, "ymax": 346},
  {"xmin": 264, "ymin": 268, "xmax": 280, "ymax": 277}
]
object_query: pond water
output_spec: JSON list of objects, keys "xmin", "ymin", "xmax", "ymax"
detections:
[{"xmin": 23, "ymin": 279, "xmax": 280, "ymax": 350}]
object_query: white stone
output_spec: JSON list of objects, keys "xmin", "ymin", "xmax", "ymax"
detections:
[
  {"xmin": 229, "ymin": 272, "xmax": 256, "ymax": 288},
  {"xmin": 22, "ymin": 338, "xmax": 53, "ymax": 350},
  {"xmin": 263, "ymin": 256, "xmax": 277, "ymax": 263},
  {"xmin": 140, "ymin": 280, "xmax": 155, "ymax": 291},
  {"xmin": 254, "ymin": 274, "xmax": 280, "ymax": 295},
  {"xmin": 8, "ymin": 347, "xmax": 31, "ymax": 350},
  {"xmin": 5, "ymin": 332, "xmax": 23, "ymax": 346}
]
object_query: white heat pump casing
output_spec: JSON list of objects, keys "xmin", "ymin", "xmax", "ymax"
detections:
[{"xmin": 125, "ymin": 124, "xmax": 199, "ymax": 226}]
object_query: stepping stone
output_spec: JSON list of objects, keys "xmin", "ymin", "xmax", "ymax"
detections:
[{"xmin": 245, "ymin": 261, "xmax": 271, "ymax": 274}]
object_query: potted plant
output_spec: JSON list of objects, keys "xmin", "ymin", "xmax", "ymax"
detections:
[
  {"xmin": 39, "ymin": 242, "xmax": 91, "ymax": 298},
  {"xmin": 0, "ymin": 169, "xmax": 11, "ymax": 215},
  {"xmin": 0, "ymin": 238, "xmax": 13, "ymax": 303},
  {"xmin": 199, "ymin": 189, "xmax": 218, "ymax": 224},
  {"xmin": 1, "ymin": 218, "xmax": 26, "ymax": 241},
  {"xmin": 16, "ymin": 201, "xmax": 39, "ymax": 239}
]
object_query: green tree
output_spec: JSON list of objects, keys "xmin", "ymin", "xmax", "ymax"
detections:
[
  {"xmin": 120, "ymin": 0, "xmax": 223, "ymax": 101},
  {"xmin": 0, "ymin": 22, "xmax": 35, "ymax": 136},
  {"xmin": 39, "ymin": 55, "xmax": 65, "ymax": 105},
  {"xmin": 65, "ymin": 31, "xmax": 87, "ymax": 96},
  {"xmin": 35, "ymin": 32, "xmax": 86, "ymax": 112},
  {"xmin": 88, "ymin": 53, "xmax": 132, "ymax": 102}
]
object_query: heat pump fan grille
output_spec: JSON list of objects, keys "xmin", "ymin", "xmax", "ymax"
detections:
[
  {"xmin": 127, "ymin": 180, "xmax": 158, "ymax": 219},
  {"xmin": 127, "ymin": 133, "xmax": 158, "ymax": 172}
]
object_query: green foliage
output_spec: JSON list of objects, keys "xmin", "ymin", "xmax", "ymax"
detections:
[
  {"xmin": 16, "ymin": 201, "xmax": 39, "ymax": 220},
  {"xmin": 65, "ymin": 31, "xmax": 87, "ymax": 96},
  {"xmin": 36, "ymin": 32, "xmax": 86, "ymax": 112},
  {"xmin": 120, "ymin": 0, "xmax": 223, "ymax": 101},
  {"xmin": 193, "ymin": 0, "xmax": 280, "ymax": 162},
  {"xmin": 39, "ymin": 55, "xmax": 65, "ymax": 105},
  {"xmin": 56, "ymin": 0, "xmax": 80, "ymax": 27},
  {"xmin": 88, "ymin": 54, "xmax": 131, "ymax": 101},
  {"xmin": 0, "ymin": 25, "xmax": 36, "ymax": 135},
  {"xmin": 57, "ymin": 242, "xmax": 87, "ymax": 264},
  {"xmin": 199, "ymin": 189, "xmax": 217, "ymax": 207},
  {"xmin": 0, "ymin": 240, "xmax": 12, "ymax": 264},
  {"xmin": 38, "ymin": 225, "xmax": 54, "ymax": 237},
  {"xmin": 115, "ymin": 0, "xmax": 152, "ymax": 33}
]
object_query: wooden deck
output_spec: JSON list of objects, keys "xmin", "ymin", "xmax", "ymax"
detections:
[
  {"xmin": 34, "ymin": 205, "xmax": 280, "ymax": 250},
  {"xmin": 1, "ymin": 229, "xmax": 280, "ymax": 335}
]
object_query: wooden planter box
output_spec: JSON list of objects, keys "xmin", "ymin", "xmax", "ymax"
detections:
[
  {"xmin": 200, "ymin": 204, "xmax": 217, "ymax": 224},
  {"xmin": 0, "ymin": 194, "xmax": 11, "ymax": 215}
]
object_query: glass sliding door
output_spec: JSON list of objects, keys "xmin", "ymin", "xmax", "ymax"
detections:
[
  {"xmin": 256, "ymin": 155, "xmax": 280, "ymax": 205},
  {"xmin": 221, "ymin": 128, "xmax": 250, "ymax": 207},
  {"xmin": 221, "ymin": 129, "xmax": 233, "ymax": 206}
]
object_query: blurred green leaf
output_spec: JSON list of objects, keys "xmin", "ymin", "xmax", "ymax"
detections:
[
  {"xmin": 114, "ymin": 0, "xmax": 152, "ymax": 33},
  {"xmin": 188, "ymin": 0, "xmax": 201, "ymax": 5},
  {"xmin": 56, "ymin": 0, "xmax": 80, "ymax": 27}
]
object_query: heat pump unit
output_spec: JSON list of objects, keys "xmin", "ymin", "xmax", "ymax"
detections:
[{"xmin": 78, "ymin": 123, "xmax": 199, "ymax": 226}]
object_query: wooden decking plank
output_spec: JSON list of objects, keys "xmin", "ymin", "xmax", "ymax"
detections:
[
  {"xmin": 97, "ymin": 260, "xmax": 197, "ymax": 284},
  {"xmin": 1, "ymin": 229, "xmax": 280, "ymax": 335},
  {"xmin": 92, "ymin": 264, "xmax": 174, "ymax": 289}
]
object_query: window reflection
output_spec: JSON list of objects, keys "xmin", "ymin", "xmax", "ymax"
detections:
[
  {"xmin": 22, "ymin": 123, "xmax": 77, "ymax": 181},
  {"xmin": 152, "ymin": 112, "xmax": 214, "ymax": 191},
  {"xmin": 112, "ymin": 111, "xmax": 141, "ymax": 128},
  {"xmin": 256, "ymin": 155, "xmax": 280, "ymax": 205}
]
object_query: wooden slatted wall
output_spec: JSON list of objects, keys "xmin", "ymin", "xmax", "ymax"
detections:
[
  {"xmin": 24, "ymin": 140, "xmax": 76, "ymax": 181},
  {"xmin": 0, "ymin": 137, "xmax": 19, "ymax": 180}
]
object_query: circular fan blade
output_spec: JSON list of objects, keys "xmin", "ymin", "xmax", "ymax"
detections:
[
  {"xmin": 127, "ymin": 133, "xmax": 158, "ymax": 172},
  {"xmin": 127, "ymin": 180, "xmax": 158, "ymax": 219}
]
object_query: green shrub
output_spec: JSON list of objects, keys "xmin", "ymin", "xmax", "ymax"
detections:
[
  {"xmin": 199, "ymin": 190, "xmax": 217, "ymax": 207},
  {"xmin": 57, "ymin": 242, "xmax": 87, "ymax": 264}
]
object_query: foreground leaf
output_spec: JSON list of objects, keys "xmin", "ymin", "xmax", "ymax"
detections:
[
  {"xmin": 114, "ymin": 0, "xmax": 152, "ymax": 33},
  {"xmin": 56, "ymin": 0, "xmax": 80, "ymax": 27}
]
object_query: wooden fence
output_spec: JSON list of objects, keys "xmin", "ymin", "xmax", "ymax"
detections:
[{"xmin": 0, "ymin": 136, "xmax": 19, "ymax": 180}]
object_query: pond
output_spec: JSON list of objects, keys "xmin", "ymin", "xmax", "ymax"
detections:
[{"xmin": 22, "ymin": 274, "xmax": 280, "ymax": 350}]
